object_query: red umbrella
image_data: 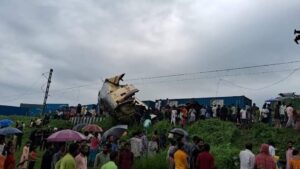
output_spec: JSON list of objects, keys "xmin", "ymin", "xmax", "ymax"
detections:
[
  {"xmin": 47, "ymin": 129, "xmax": 86, "ymax": 142},
  {"xmin": 82, "ymin": 124, "xmax": 103, "ymax": 132}
]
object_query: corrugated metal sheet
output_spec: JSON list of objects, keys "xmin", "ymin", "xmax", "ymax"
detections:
[
  {"xmin": 0, "ymin": 105, "xmax": 29, "ymax": 116},
  {"xmin": 20, "ymin": 103, "xmax": 69, "ymax": 116},
  {"xmin": 46, "ymin": 104, "xmax": 69, "ymax": 112},
  {"xmin": 156, "ymin": 96, "xmax": 252, "ymax": 109},
  {"xmin": 20, "ymin": 104, "xmax": 42, "ymax": 116}
]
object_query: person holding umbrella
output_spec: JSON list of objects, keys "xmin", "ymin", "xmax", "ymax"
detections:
[
  {"xmin": 41, "ymin": 143, "xmax": 55, "ymax": 169},
  {"xmin": 52, "ymin": 143, "xmax": 67, "ymax": 169},
  {"xmin": 94, "ymin": 143, "xmax": 111, "ymax": 169},
  {"xmin": 75, "ymin": 144, "xmax": 89, "ymax": 169},
  {"xmin": 89, "ymin": 133, "xmax": 101, "ymax": 166},
  {"xmin": 55, "ymin": 143, "xmax": 80, "ymax": 169},
  {"xmin": 3, "ymin": 141, "xmax": 16, "ymax": 169},
  {"xmin": 101, "ymin": 151, "xmax": 118, "ymax": 169}
]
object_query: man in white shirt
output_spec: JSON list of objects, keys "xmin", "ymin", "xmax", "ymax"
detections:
[
  {"xmin": 200, "ymin": 107, "xmax": 206, "ymax": 119},
  {"xmin": 130, "ymin": 133, "xmax": 143, "ymax": 158},
  {"xmin": 239, "ymin": 143, "xmax": 255, "ymax": 169},
  {"xmin": 212, "ymin": 105, "xmax": 217, "ymax": 118},
  {"xmin": 286, "ymin": 105, "xmax": 294, "ymax": 128},
  {"xmin": 240, "ymin": 108, "xmax": 247, "ymax": 127},
  {"xmin": 279, "ymin": 103, "xmax": 286, "ymax": 126},
  {"xmin": 155, "ymin": 100, "xmax": 162, "ymax": 111},
  {"xmin": 231, "ymin": 106, "xmax": 236, "ymax": 115},
  {"xmin": 171, "ymin": 108, "xmax": 177, "ymax": 126},
  {"xmin": 189, "ymin": 108, "xmax": 196, "ymax": 122},
  {"xmin": 268, "ymin": 140, "xmax": 276, "ymax": 157}
]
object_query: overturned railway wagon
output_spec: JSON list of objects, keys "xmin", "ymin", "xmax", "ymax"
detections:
[{"xmin": 98, "ymin": 74, "xmax": 146, "ymax": 122}]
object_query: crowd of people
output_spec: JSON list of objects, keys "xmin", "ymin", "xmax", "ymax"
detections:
[
  {"xmin": 164, "ymin": 135, "xmax": 300, "ymax": 169},
  {"xmin": 150, "ymin": 101, "xmax": 300, "ymax": 130},
  {"xmin": 52, "ymin": 104, "xmax": 98, "ymax": 120},
  {"xmin": 238, "ymin": 141, "xmax": 300, "ymax": 169},
  {"xmin": 1, "ymin": 125, "xmax": 300, "ymax": 169},
  {"xmin": 0, "ymin": 100, "xmax": 300, "ymax": 169}
]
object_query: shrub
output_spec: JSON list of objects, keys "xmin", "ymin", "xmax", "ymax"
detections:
[
  {"xmin": 188, "ymin": 119, "xmax": 240, "ymax": 145},
  {"xmin": 211, "ymin": 144, "xmax": 240, "ymax": 169},
  {"xmin": 134, "ymin": 151, "xmax": 168, "ymax": 169}
]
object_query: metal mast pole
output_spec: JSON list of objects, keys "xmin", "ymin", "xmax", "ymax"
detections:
[
  {"xmin": 294, "ymin": 29, "xmax": 300, "ymax": 44},
  {"xmin": 42, "ymin": 68, "xmax": 53, "ymax": 116}
]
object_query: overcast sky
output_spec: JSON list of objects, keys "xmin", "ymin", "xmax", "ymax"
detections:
[{"xmin": 1, "ymin": 0, "xmax": 300, "ymax": 107}]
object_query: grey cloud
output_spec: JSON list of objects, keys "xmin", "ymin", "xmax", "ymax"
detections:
[{"xmin": 1, "ymin": 0, "xmax": 300, "ymax": 106}]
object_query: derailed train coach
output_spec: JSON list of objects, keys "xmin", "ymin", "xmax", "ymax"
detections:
[{"xmin": 98, "ymin": 74, "xmax": 147, "ymax": 122}]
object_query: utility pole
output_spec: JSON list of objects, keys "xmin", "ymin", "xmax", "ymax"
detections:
[
  {"xmin": 294, "ymin": 29, "xmax": 300, "ymax": 44},
  {"xmin": 42, "ymin": 68, "xmax": 53, "ymax": 116}
]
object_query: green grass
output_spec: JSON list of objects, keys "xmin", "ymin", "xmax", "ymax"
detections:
[
  {"xmin": 133, "ymin": 151, "xmax": 168, "ymax": 169},
  {"xmin": 1, "ymin": 116, "xmax": 299, "ymax": 169}
]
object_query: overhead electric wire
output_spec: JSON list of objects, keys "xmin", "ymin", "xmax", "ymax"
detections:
[
  {"xmin": 132, "ymin": 68, "xmax": 300, "ymax": 85},
  {"xmin": 2, "ymin": 65, "xmax": 299, "ymax": 101},
  {"xmin": 126, "ymin": 60, "xmax": 300, "ymax": 81},
  {"xmin": 220, "ymin": 67, "xmax": 300, "ymax": 91},
  {"xmin": 2, "ymin": 60, "xmax": 300, "ymax": 103}
]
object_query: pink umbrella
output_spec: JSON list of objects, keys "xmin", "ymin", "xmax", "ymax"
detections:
[
  {"xmin": 47, "ymin": 129, "xmax": 86, "ymax": 142},
  {"xmin": 82, "ymin": 124, "xmax": 103, "ymax": 132}
]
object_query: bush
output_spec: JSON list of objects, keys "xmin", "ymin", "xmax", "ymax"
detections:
[
  {"xmin": 188, "ymin": 119, "xmax": 240, "ymax": 145},
  {"xmin": 134, "ymin": 151, "xmax": 168, "ymax": 169},
  {"xmin": 97, "ymin": 116, "xmax": 116, "ymax": 131},
  {"xmin": 211, "ymin": 144, "xmax": 240, "ymax": 169},
  {"xmin": 150, "ymin": 120, "xmax": 173, "ymax": 134}
]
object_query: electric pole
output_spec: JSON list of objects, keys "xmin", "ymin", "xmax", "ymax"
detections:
[
  {"xmin": 42, "ymin": 68, "xmax": 53, "ymax": 116},
  {"xmin": 294, "ymin": 29, "xmax": 300, "ymax": 44}
]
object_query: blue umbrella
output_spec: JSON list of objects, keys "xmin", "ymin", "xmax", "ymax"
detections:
[
  {"xmin": 0, "ymin": 119, "xmax": 13, "ymax": 128},
  {"xmin": 0, "ymin": 127, "xmax": 22, "ymax": 136}
]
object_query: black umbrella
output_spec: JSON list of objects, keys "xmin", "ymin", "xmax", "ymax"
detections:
[
  {"xmin": 169, "ymin": 128, "xmax": 189, "ymax": 138},
  {"xmin": 102, "ymin": 125, "xmax": 128, "ymax": 142},
  {"xmin": 72, "ymin": 123, "xmax": 88, "ymax": 131}
]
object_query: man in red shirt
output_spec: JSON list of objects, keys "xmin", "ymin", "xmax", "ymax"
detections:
[{"xmin": 196, "ymin": 144, "xmax": 215, "ymax": 169}]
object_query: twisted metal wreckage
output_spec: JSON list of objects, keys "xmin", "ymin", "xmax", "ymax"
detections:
[{"xmin": 98, "ymin": 74, "xmax": 147, "ymax": 122}]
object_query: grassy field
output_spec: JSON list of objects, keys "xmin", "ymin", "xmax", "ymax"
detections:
[{"xmin": 1, "ymin": 115, "xmax": 299, "ymax": 169}]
